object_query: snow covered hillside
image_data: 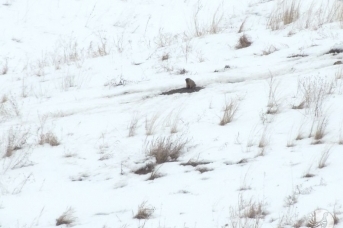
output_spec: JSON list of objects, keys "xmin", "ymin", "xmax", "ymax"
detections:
[{"xmin": 0, "ymin": 0, "xmax": 343, "ymax": 227}]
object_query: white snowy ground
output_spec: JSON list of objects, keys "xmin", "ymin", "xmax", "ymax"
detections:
[{"xmin": 0, "ymin": 0, "xmax": 343, "ymax": 227}]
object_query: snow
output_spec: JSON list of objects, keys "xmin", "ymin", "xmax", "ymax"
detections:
[{"xmin": 0, "ymin": 0, "xmax": 343, "ymax": 227}]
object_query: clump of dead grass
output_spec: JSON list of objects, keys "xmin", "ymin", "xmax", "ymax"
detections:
[
  {"xmin": 146, "ymin": 135, "xmax": 189, "ymax": 164},
  {"xmin": 219, "ymin": 97, "xmax": 240, "ymax": 125},
  {"xmin": 3, "ymin": 126, "xmax": 30, "ymax": 158},
  {"xmin": 39, "ymin": 131, "xmax": 60, "ymax": 146},
  {"xmin": 133, "ymin": 202, "xmax": 154, "ymax": 219},
  {"xmin": 56, "ymin": 207, "xmax": 76, "ymax": 226},
  {"xmin": 235, "ymin": 34, "xmax": 252, "ymax": 49}
]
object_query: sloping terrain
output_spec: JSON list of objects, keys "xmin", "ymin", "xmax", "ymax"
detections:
[{"xmin": 0, "ymin": 0, "xmax": 343, "ymax": 227}]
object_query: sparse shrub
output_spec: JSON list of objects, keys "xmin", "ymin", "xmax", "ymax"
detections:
[
  {"xmin": 154, "ymin": 29, "xmax": 177, "ymax": 48},
  {"xmin": 235, "ymin": 34, "xmax": 252, "ymax": 49},
  {"xmin": 277, "ymin": 207, "xmax": 306, "ymax": 228},
  {"xmin": 298, "ymin": 77, "xmax": 333, "ymax": 117},
  {"xmin": 133, "ymin": 202, "xmax": 154, "ymax": 219},
  {"xmin": 228, "ymin": 195, "xmax": 268, "ymax": 228},
  {"xmin": 219, "ymin": 97, "xmax": 240, "ymax": 125},
  {"xmin": 293, "ymin": 217, "xmax": 306, "ymax": 228},
  {"xmin": 146, "ymin": 135, "xmax": 189, "ymax": 164},
  {"xmin": 284, "ymin": 193, "xmax": 298, "ymax": 207},
  {"xmin": 87, "ymin": 37, "xmax": 109, "ymax": 58},
  {"xmin": 243, "ymin": 202, "xmax": 267, "ymax": 219},
  {"xmin": 1, "ymin": 95, "xmax": 22, "ymax": 117},
  {"xmin": 56, "ymin": 207, "xmax": 76, "ymax": 226},
  {"xmin": 39, "ymin": 131, "xmax": 60, "ymax": 146}
]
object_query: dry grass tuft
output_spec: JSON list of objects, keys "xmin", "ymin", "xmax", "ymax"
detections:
[
  {"xmin": 145, "ymin": 114, "xmax": 159, "ymax": 136},
  {"xmin": 267, "ymin": 0, "xmax": 300, "ymax": 30},
  {"xmin": 335, "ymin": 66, "xmax": 343, "ymax": 81},
  {"xmin": 161, "ymin": 53, "xmax": 169, "ymax": 61},
  {"xmin": 128, "ymin": 114, "xmax": 139, "ymax": 137},
  {"xmin": 333, "ymin": 203, "xmax": 342, "ymax": 225},
  {"xmin": 219, "ymin": 97, "xmax": 240, "ymax": 125},
  {"xmin": 177, "ymin": 68, "xmax": 188, "ymax": 75},
  {"xmin": 56, "ymin": 207, "xmax": 76, "ymax": 226},
  {"xmin": 292, "ymin": 100, "xmax": 305, "ymax": 109},
  {"xmin": 133, "ymin": 202, "xmax": 154, "ymax": 219},
  {"xmin": 261, "ymin": 45, "xmax": 279, "ymax": 56},
  {"xmin": 313, "ymin": 117, "xmax": 328, "ymax": 141},
  {"xmin": 236, "ymin": 158, "xmax": 249, "ymax": 165},
  {"xmin": 284, "ymin": 193, "xmax": 298, "ymax": 207},
  {"xmin": 238, "ymin": 18, "xmax": 247, "ymax": 33},
  {"xmin": 302, "ymin": 166, "xmax": 315, "ymax": 178},
  {"xmin": 1, "ymin": 94, "xmax": 8, "ymax": 103},
  {"xmin": 3, "ymin": 127, "xmax": 30, "ymax": 158},
  {"xmin": 146, "ymin": 135, "xmax": 189, "ymax": 164},
  {"xmin": 147, "ymin": 168, "xmax": 164, "ymax": 180},
  {"xmin": 1, "ymin": 59, "xmax": 8, "ymax": 75},
  {"xmin": 297, "ymin": 77, "xmax": 333, "ymax": 117},
  {"xmin": 228, "ymin": 194, "xmax": 268, "ymax": 228},
  {"xmin": 318, "ymin": 147, "xmax": 331, "ymax": 169},
  {"xmin": 235, "ymin": 34, "xmax": 252, "ymax": 49},
  {"xmin": 39, "ymin": 131, "xmax": 60, "ymax": 146}
]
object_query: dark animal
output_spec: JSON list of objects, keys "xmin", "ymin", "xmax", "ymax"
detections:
[{"xmin": 185, "ymin": 78, "xmax": 196, "ymax": 89}]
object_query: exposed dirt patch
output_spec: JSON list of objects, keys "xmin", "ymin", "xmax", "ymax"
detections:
[
  {"xmin": 180, "ymin": 160, "xmax": 212, "ymax": 167},
  {"xmin": 325, "ymin": 48, "xmax": 343, "ymax": 55},
  {"xmin": 134, "ymin": 163, "xmax": 155, "ymax": 175},
  {"xmin": 161, "ymin": 87, "xmax": 204, "ymax": 95},
  {"xmin": 287, "ymin": 54, "xmax": 308, "ymax": 58}
]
